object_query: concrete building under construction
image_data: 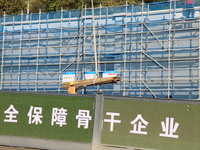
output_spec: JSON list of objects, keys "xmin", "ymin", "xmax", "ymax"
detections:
[{"xmin": 0, "ymin": 0, "xmax": 200, "ymax": 100}]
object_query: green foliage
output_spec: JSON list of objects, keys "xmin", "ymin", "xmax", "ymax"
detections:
[
  {"xmin": 29, "ymin": 0, "xmax": 48, "ymax": 13},
  {"xmin": 0, "ymin": 0, "xmax": 26, "ymax": 15},
  {"xmin": 101, "ymin": 0, "xmax": 136, "ymax": 6}
]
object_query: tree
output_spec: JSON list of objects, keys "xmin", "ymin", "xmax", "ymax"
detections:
[
  {"xmin": 55, "ymin": 0, "xmax": 80, "ymax": 10},
  {"xmin": 0, "ymin": 0, "xmax": 164, "ymax": 15},
  {"xmin": 29, "ymin": 0, "xmax": 83, "ymax": 13},
  {"xmin": 101, "ymin": 0, "xmax": 140, "ymax": 7},
  {"xmin": 0, "ymin": 0, "xmax": 26, "ymax": 15},
  {"xmin": 29, "ymin": 0, "xmax": 49, "ymax": 13}
]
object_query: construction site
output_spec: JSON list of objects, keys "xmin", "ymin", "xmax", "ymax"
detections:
[{"xmin": 0, "ymin": 0, "xmax": 200, "ymax": 100}]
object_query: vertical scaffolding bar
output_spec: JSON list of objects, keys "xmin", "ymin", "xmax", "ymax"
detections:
[
  {"xmin": 17, "ymin": 11, "xmax": 23, "ymax": 91},
  {"xmin": 27, "ymin": 14, "xmax": 32, "ymax": 91},
  {"xmin": 12, "ymin": 16, "xmax": 15, "ymax": 90},
  {"xmin": 97, "ymin": 3, "xmax": 102, "ymax": 77},
  {"xmin": 59, "ymin": 8, "xmax": 63, "ymax": 93},
  {"xmin": 198, "ymin": 17, "xmax": 200, "ymax": 100},
  {"xmin": 81, "ymin": 5, "xmax": 87, "ymax": 95},
  {"xmin": 0, "ymin": 12, "xmax": 6, "ymax": 90},
  {"xmin": 91, "ymin": 0, "xmax": 98, "ymax": 77},
  {"xmin": 167, "ymin": 2, "xmax": 173, "ymax": 98},
  {"xmin": 83, "ymin": 5, "xmax": 87, "ymax": 76},
  {"xmin": 98, "ymin": 4, "xmax": 102, "ymax": 75},
  {"xmin": 123, "ymin": 2, "xmax": 128, "ymax": 96},
  {"xmin": 76, "ymin": 9, "xmax": 83, "ymax": 80},
  {"xmin": 35, "ymin": 9, "xmax": 41, "ymax": 91},
  {"xmin": 105, "ymin": 7, "xmax": 108, "ymax": 71},
  {"xmin": 139, "ymin": 2, "xmax": 144, "ymax": 97},
  {"xmin": 168, "ymin": 19, "xmax": 172, "ymax": 99}
]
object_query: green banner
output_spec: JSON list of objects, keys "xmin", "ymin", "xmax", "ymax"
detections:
[
  {"xmin": 102, "ymin": 99, "xmax": 200, "ymax": 150},
  {"xmin": 0, "ymin": 92, "xmax": 94, "ymax": 143}
]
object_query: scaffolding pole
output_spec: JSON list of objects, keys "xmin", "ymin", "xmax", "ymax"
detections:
[
  {"xmin": 58, "ymin": 7, "xmax": 64, "ymax": 93},
  {"xmin": 168, "ymin": 19, "xmax": 172, "ymax": 99},
  {"xmin": 139, "ymin": 1, "xmax": 144, "ymax": 97},
  {"xmin": 91, "ymin": 0, "xmax": 98, "ymax": 77},
  {"xmin": 17, "ymin": 11, "xmax": 23, "ymax": 91},
  {"xmin": 0, "ymin": 12, "xmax": 6, "ymax": 90},
  {"xmin": 34, "ymin": 9, "xmax": 41, "ymax": 91},
  {"xmin": 123, "ymin": 1, "xmax": 128, "ymax": 96},
  {"xmin": 198, "ymin": 17, "xmax": 200, "ymax": 100}
]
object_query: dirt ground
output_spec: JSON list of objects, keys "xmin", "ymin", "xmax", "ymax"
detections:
[{"xmin": 0, "ymin": 146, "xmax": 41, "ymax": 150}]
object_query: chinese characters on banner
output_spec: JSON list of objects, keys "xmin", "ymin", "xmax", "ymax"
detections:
[
  {"xmin": 3, "ymin": 105, "xmax": 180, "ymax": 138},
  {"xmin": 3, "ymin": 104, "xmax": 92, "ymax": 129},
  {"xmin": 28, "ymin": 106, "xmax": 43, "ymax": 125},
  {"xmin": 104, "ymin": 112, "xmax": 179, "ymax": 139},
  {"xmin": 76, "ymin": 110, "xmax": 92, "ymax": 129},
  {"xmin": 104, "ymin": 112, "xmax": 121, "ymax": 132},
  {"xmin": 4, "ymin": 105, "xmax": 19, "ymax": 123},
  {"xmin": 51, "ymin": 108, "xmax": 68, "ymax": 127}
]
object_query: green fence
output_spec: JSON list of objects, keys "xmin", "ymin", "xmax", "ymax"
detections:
[
  {"xmin": 0, "ymin": 92, "xmax": 94, "ymax": 143},
  {"xmin": 0, "ymin": 92, "xmax": 200, "ymax": 150},
  {"xmin": 102, "ymin": 98, "xmax": 200, "ymax": 150}
]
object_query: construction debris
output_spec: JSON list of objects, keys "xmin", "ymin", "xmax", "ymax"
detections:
[{"xmin": 61, "ymin": 76, "xmax": 120, "ymax": 89}]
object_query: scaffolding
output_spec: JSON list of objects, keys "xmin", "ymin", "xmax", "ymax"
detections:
[{"xmin": 0, "ymin": 0, "xmax": 200, "ymax": 100}]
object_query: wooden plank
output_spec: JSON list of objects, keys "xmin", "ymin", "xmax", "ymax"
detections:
[{"xmin": 61, "ymin": 76, "xmax": 120, "ymax": 89}]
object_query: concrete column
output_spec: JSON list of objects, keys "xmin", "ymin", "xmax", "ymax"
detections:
[{"xmin": 91, "ymin": 91, "xmax": 104, "ymax": 150}]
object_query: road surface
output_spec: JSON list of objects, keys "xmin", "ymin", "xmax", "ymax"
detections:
[{"xmin": 0, "ymin": 146, "xmax": 41, "ymax": 150}]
